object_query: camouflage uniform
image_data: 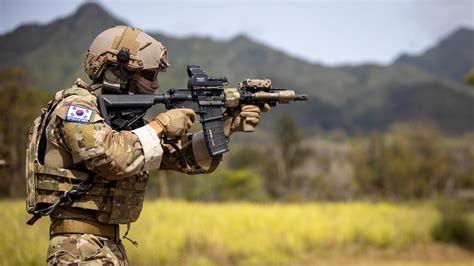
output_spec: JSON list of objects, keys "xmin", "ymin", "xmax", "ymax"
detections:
[
  {"xmin": 47, "ymin": 234, "xmax": 127, "ymax": 266},
  {"xmin": 25, "ymin": 26, "xmax": 213, "ymax": 265},
  {"xmin": 25, "ymin": 78, "xmax": 214, "ymax": 265},
  {"xmin": 36, "ymin": 80, "xmax": 146, "ymax": 265}
]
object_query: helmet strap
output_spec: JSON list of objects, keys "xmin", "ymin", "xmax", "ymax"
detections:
[{"xmin": 102, "ymin": 66, "xmax": 132, "ymax": 94}]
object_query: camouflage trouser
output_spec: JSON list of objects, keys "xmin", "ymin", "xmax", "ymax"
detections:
[{"xmin": 47, "ymin": 234, "xmax": 129, "ymax": 266}]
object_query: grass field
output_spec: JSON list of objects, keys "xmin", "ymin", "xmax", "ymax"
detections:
[{"xmin": 0, "ymin": 200, "xmax": 472, "ymax": 266}]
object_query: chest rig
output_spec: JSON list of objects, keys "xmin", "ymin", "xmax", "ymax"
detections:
[{"xmin": 26, "ymin": 81, "xmax": 148, "ymax": 225}]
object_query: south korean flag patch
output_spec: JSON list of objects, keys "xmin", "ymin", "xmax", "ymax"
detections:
[{"xmin": 65, "ymin": 105, "xmax": 93, "ymax": 124}]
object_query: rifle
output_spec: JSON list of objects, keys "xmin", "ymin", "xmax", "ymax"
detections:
[{"xmin": 97, "ymin": 65, "xmax": 308, "ymax": 157}]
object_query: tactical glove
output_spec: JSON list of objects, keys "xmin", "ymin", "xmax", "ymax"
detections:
[
  {"xmin": 149, "ymin": 109, "xmax": 196, "ymax": 137},
  {"xmin": 223, "ymin": 104, "xmax": 270, "ymax": 137}
]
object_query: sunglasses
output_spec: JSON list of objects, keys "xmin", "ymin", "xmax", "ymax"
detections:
[{"xmin": 140, "ymin": 70, "xmax": 158, "ymax": 81}]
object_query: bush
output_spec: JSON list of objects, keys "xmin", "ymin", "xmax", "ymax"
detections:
[
  {"xmin": 158, "ymin": 168, "xmax": 268, "ymax": 202},
  {"xmin": 432, "ymin": 216, "xmax": 474, "ymax": 246},
  {"xmin": 431, "ymin": 198, "xmax": 474, "ymax": 248}
]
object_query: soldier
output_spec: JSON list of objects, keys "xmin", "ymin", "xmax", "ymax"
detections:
[{"xmin": 25, "ymin": 26, "xmax": 269, "ymax": 265}]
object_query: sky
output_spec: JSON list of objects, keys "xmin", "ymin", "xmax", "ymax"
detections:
[{"xmin": 0, "ymin": 0, "xmax": 473, "ymax": 65}]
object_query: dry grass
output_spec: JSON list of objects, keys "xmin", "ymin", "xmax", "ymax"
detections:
[{"xmin": 0, "ymin": 200, "xmax": 472, "ymax": 266}]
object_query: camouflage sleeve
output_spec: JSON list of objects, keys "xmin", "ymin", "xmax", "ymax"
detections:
[
  {"xmin": 159, "ymin": 131, "xmax": 219, "ymax": 173},
  {"xmin": 53, "ymin": 96, "xmax": 162, "ymax": 179}
]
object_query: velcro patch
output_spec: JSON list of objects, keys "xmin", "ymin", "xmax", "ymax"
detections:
[{"xmin": 65, "ymin": 105, "xmax": 93, "ymax": 123}]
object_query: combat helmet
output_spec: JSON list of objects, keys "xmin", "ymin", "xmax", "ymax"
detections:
[{"xmin": 84, "ymin": 26, "xmax": 170, "ymax": 82}]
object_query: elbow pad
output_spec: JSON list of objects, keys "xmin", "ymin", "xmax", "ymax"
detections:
[{"xmin": 192, "ymin": 131, "xmax": 213, "ymax": 168}]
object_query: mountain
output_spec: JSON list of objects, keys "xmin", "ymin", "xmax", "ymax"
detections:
[
  {"xmin": 1, "ymin": 3, "xmax": 473, "ymax": 134},
  {"xmin": 394, "ymin": 27, "xmax": 474, "ymax": 83},
  {"xmin": 0, "ymin": 3, "xmax": 122, "ymax": 90}
]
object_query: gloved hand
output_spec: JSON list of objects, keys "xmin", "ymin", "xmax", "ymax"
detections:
[
  {"xmin": 223, "ymin": 104, "xmax": 270, "ymax": 137},
  {"xmin": 149, "ymin": 109, "xmax": 196, "ymax": 137}
]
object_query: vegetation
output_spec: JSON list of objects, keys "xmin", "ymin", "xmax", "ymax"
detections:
[
  {"xmin": 0, "ymin": 68, "xmax": 52, "ymax": 197},
  {"xmin": 352, "ymin": 125, "xmax": 474, "ymax": 200},
  {"xmin": 1, "ymin": 200, "xmax": 473, "ymax": 266},
  {"xmin": 158, "ymin": 122, "xmax": 474, "ymax": 203},
  {"xmin": 432, "ymin": 197, "xmax": 474, "ymax": 248}
]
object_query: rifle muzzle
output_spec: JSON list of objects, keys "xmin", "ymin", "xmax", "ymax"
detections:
[{"xmin": 295, "ymin": 94, "xmax": 308, "ymax": 101}]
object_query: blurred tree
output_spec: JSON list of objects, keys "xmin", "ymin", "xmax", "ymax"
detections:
[
  {"xmin": 432, "ymin": 197, "xmax": 474, "ymax": 248},
  {"xmin": 227, "ymin": 145, "xmax": 264, "ymax": 170},
  {"xmin": 262, "ymin": 115, "xmax": 312, "ymax": 200},
  {"xmin": 0, "ymin": 67, "xmax": 51, "ymax": 197},
  {"xmin": 146, "ymin": 121, "xmax": 474, "ymax": 202},
  {"xmin": 353, "ymin": 123, "xmax": 474, "ymax": 199},
  {"xmin": 162, "ymin": 169, "xmax": 267, "ymax": 202}
]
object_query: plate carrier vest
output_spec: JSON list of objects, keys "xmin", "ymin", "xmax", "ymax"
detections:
[{"xmin": 26, "ymin": 84, "xmax": 148, "ymax": 225}]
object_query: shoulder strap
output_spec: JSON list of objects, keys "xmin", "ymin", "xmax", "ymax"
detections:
[
  {"xmin": 206, "ymin": 154, "xmax": 222, "ymax": 173},
  {"xmin": 36, "ymin": 98, "xmax": 64, "ymax": 164}
]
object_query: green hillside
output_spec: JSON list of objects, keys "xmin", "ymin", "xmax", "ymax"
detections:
[
  {"xmin": 395, "ymin": 28, "xmax": 474, "ymax": 83},
  {"xmin": 1, "ymin": 3, "xmax": 473, "ymax": 134}
]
